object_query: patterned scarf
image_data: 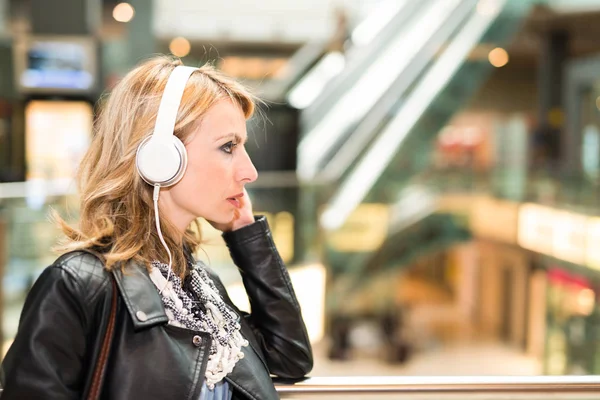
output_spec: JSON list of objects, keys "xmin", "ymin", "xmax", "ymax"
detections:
[{"xmin": 148, "ymin": 261, "xmax": 248, "ymax": 389}]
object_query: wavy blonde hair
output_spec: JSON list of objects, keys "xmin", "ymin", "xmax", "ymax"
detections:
[{"xmin": 54, "ymin": 55, "xmax": 257, "ymax": 277}]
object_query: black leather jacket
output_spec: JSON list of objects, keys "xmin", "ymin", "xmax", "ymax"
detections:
[{"xmin": 1, "ymin": 216, "xmax": 313, "ymax": 399}]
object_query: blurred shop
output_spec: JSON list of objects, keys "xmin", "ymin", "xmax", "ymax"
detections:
[
  {"xmin": 544, "ymin": 265, "xmax": 600, "ymax": 375},
  {"xmin": 321, "ymin": 191, "xmax": 600, "ymax": 373},
  {"xmin": 445, "ymin": 197, "xmax": 600, "ymax": 375},
  {"xmin": 323, "ymin": 196, "xmax": 474, "ymax": 363},
  {"xmin": 5, "ymin": 5, "xmax": 98, "ymax": 249},
  {"xmin": 470, "ymin": 197, "xmax": 534, "ymax": 351},
  {"xmin": 431, "ymin": 110, "xmax": 532, "ymax": 200},
  {"xmin": 2, "ymin": 0, "xmax": 101, "ymax": 182},
  {"xmin": 517, "ymin": 202, "xmax": 600, "ymax": 374}
]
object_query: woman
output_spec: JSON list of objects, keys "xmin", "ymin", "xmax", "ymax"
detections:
[{"xmin": 1, "ymin": 56, "xmax": 313, "ymax": 399}]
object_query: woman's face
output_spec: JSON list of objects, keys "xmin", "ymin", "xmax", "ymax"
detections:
[{"xmin": 161, "ymin": 99, "xmax": 258, "ymax": 232}]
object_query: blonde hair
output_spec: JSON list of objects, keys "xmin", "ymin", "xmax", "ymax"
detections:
[{"xmin": 54, "ymin": 55, "xmax": 257, "ymax": 277}]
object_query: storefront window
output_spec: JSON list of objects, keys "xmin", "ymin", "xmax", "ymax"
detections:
[{"xmin": 545, "ymin": 267, "xmax": 600, "ymax": 374}]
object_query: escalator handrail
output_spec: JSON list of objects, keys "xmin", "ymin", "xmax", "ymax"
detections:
[{"xmin": 260, "ymin": 40, "xmax": 327, "ymax": 102}]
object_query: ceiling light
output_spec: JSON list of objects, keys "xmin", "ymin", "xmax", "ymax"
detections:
[
  {"xmin": 169, "ymin": 37, "xmax": 191, "ymax": 58},
  {"xmin": 113, "ymin": 3, "xmax": 135, "ymax": 23},
  {"xmin": 488, "ymin": 47, "xmax": 509, "ymax": 67}
]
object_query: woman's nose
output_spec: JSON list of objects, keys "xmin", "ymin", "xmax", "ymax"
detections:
[{"xmin": 237, "ymin": 149, "xmax": 258, "ymax": 184}]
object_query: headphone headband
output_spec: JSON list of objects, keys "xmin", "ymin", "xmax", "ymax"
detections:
[{"xmin": 152, "ymin": 65, "xmax": 199, "ymax": 141}]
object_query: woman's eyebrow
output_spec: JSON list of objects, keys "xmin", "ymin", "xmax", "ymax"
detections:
[{"xmin": 215, "ymin": 133, "xmax": 246, "ymax": 143}]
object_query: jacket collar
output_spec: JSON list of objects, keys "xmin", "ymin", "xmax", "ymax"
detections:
[{"xmin": 112, "ymin": 261, "xmax": 168, "ymax": 331}]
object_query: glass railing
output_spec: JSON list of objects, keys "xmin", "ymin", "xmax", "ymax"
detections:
[
  {"xmin": 275, "ymin": 376, "xmax": 600, "ymax": 399},
  {"xmin": 406, "ymin": 167, "xmax": 600, "ymax": 217}
]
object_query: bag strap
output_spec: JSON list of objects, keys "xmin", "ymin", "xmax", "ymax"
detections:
[
  {"xmin": 86, "ymin": 274, "xmax": 118, "ymax": 400},
  {"xmin": 81, "ymin": 248, "xmax": 119, "ymax": 400}
]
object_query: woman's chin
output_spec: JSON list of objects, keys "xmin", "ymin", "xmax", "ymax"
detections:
[{"xmin": 212, "ymin": 212, "xmax": 236, "ymax": 225}]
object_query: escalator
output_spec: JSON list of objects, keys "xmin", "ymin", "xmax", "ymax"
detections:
[
  {"xmin": 303, "ymin": 0, "xmax": 533, "ymax": 314},
  {"xmin": 317, "ymin": 0, "xmax": 531, "ymax": 230},
  {"xmin": 298, "ymin": 0, "xmax": 477, "ymax": 182}
]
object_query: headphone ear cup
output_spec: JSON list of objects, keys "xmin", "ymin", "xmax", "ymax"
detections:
[{"xmin": 136, "ymin": 136, "xmax": 187, "ymax": 187}]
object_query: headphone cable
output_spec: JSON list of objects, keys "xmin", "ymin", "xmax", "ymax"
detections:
[{"xmin": 153, "ymin": 184, "xmax": 173, "ymax": 293}]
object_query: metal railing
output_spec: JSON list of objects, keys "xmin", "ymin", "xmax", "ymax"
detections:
[{"xmin": 275, "ymin": 376, "xmax": 600, "ymax": 398}]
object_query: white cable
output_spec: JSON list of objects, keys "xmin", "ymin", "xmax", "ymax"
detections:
[{"xmin": 153, "ymin": 184, "xmax": 173, "ymax": 293}]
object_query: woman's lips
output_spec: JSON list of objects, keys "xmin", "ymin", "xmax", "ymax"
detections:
[
  {"xmin": 227, "ymin": 193, "xmax": 244, "ymax": 208},
  {"xmin": 227, "ymin": 198, "xmax": 241, "ymax": 208}
]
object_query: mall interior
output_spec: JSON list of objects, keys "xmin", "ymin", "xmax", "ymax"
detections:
[{"xmin": 2, "ymin": 0, "xmax": 600, "ymax": 397}]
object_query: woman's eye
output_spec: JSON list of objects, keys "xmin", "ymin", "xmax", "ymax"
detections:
[{"xmin": 221, "ymin": 141, "xmax": 238, "ymax": 154}]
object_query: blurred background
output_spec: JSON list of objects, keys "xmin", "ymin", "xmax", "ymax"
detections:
[{"xmin": 3, "ymin": 0, "xmax": 600, "ymax": 379}]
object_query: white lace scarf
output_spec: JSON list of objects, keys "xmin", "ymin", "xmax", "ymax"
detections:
[{"xmin": 148, "ymin": 261, "xmax": 248, "ymax": 389}]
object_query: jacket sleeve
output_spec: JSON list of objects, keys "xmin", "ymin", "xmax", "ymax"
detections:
[
  {"xmin": 222, "ymin": 216, "xmax": 313, "ymax": 379},
  {"xmin": 1, "ymin": 265, "xmax": 90, "ymax": 399}
]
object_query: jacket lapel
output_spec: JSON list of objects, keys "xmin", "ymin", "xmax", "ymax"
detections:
[{"xmin": 112, "ymin": 261, "xmax": 168, "ymax": 331}]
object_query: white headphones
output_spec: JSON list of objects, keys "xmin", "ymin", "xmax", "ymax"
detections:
[
  {"xmin": 136, "ymin": 65, "xmax": 199, "ymax": 187},
  {"xmin": 135, "ymin": 65, "xmax": 199, "ymax": 288}
]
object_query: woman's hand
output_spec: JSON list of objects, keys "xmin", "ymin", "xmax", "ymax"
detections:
[{"xmin": 209, "ymin": 188, "xmax": 255, "ymax": 232}]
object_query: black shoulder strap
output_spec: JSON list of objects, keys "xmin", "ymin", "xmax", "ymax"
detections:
[
  {"xmin": 86, "ymin": 275, "xmax": 118, "ymax": 400},
  {"xmin": 79, "ymin": 248, "xmax": 118, "ymax": 400}
]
